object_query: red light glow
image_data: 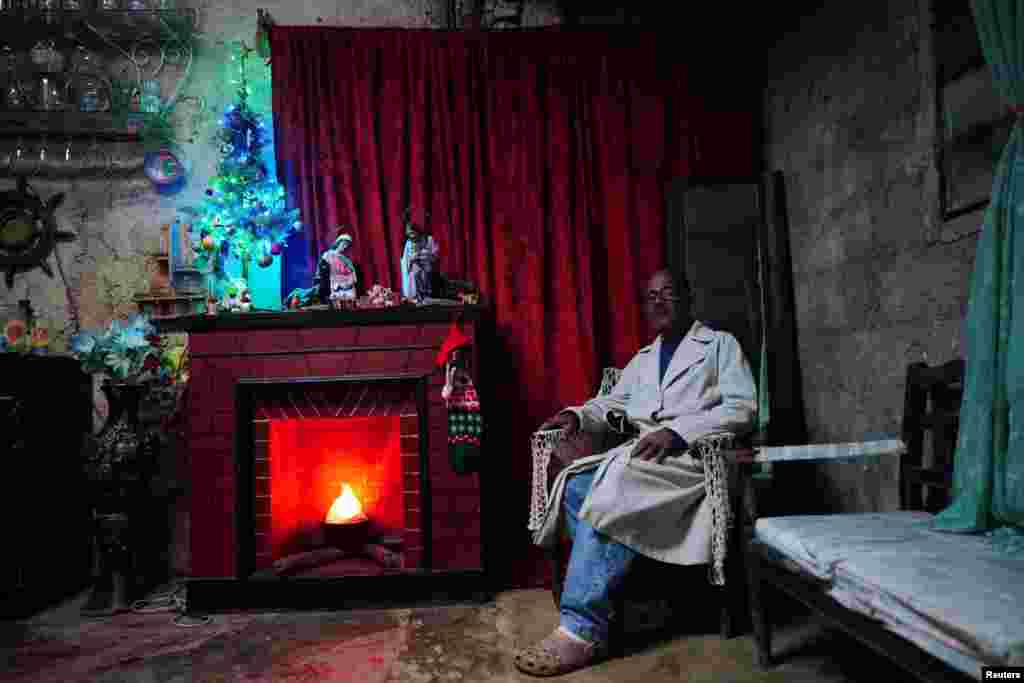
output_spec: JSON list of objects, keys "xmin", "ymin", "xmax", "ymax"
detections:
[{"xmin": 268, "ymin": 416, "xmax": 401, "ymax": 561}]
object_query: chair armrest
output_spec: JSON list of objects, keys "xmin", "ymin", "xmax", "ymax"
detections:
[
  {"xmin": 529, "ymin": 428, "xmax": 571, "ymax": 532},
  {"xmin": 714, "ymin": 448, "xmax": 758, "ymax": 464},
  {"xmin": 748, "ymin": 440, "xmax": 905, "ymax": 463}
]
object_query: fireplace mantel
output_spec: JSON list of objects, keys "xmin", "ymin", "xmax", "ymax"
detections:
[
  {"xmin": 157, "ymin": 303, "xmax": 485, "ymax": 334},
  {"xmin": 179, "ymin": 305, "xmax": 489, "ymax": 611}
]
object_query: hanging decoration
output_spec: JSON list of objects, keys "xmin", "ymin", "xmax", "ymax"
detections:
[
  {"xmin": 0, "ymin": 177, "xmax": 76, "ymax": 289},
  {"xmin": 143, "ymin": 147, "xmax": 187, "ymax": 194},
  {"xmin": 436, "ymin": 320, "xmax": 483, "ymax": 475},
  {"xmin": 181, "ymin": 41, "xmax": 300, "ymax": 298}
]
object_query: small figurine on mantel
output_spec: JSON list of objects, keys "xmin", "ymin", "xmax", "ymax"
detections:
[
  {"xmin": 222, "ymin": 277, "xmax": 250, "ymax": 312},
  {"xmin": 318, "ymin": 228, "xmax": 362, "ymax": 308},
  {"xmin": 400, "ymin": 208, "xmax": 439, "ymax": 302}
]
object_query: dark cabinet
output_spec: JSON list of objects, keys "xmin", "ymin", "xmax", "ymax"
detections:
[{"xmin": 0, "ymin": 355, "xmax": 92, "ymax": 619}]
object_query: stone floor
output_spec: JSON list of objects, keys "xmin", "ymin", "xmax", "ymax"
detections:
[{"xmin": 0, "ymin": 585, "xmax": 908, "ymax": 682}]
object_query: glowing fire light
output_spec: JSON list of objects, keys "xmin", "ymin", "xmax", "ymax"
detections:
[{"xmin": 325, "ymin": 483, "xmax": 368, "ymax": 525}]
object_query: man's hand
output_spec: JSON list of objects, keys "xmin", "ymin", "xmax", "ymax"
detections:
[
  {"xmin": 539, "ymin": 411, "xmax": 580, "ymax": 434},
  {"xmin": 631, "ymin": 428, "xmax": 685, "ymax": 463}
]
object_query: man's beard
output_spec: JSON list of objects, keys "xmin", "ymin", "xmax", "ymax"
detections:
[{"xmin": 651, "ymin": 309, "xmax": 674, "ymax": 333}]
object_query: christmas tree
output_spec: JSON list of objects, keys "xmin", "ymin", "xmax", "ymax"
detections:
[{"xmin": 182, "ymin": 43, "xmax": 300, "ymax": 299}]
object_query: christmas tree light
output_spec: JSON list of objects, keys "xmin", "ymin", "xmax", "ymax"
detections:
[{"xmin": 180, "ymin": 42, "xmax": 300, "ymax": 296}]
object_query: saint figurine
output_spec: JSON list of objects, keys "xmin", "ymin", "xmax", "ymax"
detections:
[
  {"xmin": 400, "ymin": 211, "xmax": 439, "ymax": 302},
  {"xmin": 318, "ymin": 230, "xmax": 360, "ymax": 306}
]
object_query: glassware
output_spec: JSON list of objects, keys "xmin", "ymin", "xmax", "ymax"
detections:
[
  {"xmin": 29, "ymin": 40, "xmax": 63, "ymax": 74},
  {"xmin": 36, "ymin": 74, "xmax": 65, "ymax": 111},
  {"xmin": 126, "ymin": 0, "xmax": 148, "ymax": 9},
  {"xmin": 99, "ymin": 0, "xmax": 120, "ymax": 9},
  {"xmin": 71, "ymin": 45, "xmax": 103, "ymax": 74},
  {"xmin": 0, "ymin": 45, "xmax": 25, "ymax": 110},
  {"xmin": 63, "ymin": 0, "xmax": 83, "ymax": 9},
  {"xmin": 141, "ymin": 79, "xmax": 159, "ymax": 112},
  {"xmin": 76, "ymin": 75, "xmax": 111, "ymax": 112}
]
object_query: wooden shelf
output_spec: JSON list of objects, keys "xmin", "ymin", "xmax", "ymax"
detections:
[
  {"xmin": 0, "ymin": 111, "xmax": 146, "ymax": 140},
  {"xmin": 134, "ymin": 291, "xmax": 204, "ymax": 304}
]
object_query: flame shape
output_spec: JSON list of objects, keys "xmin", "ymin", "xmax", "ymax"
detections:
[{"xmin": 325, "ymin": 483, "xmax": 367, "ymax": 524}]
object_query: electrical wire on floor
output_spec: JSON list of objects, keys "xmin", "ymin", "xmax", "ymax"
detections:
[{"xmin": 129, "ymin": 581, "xmax": 212, "ymax": 627}]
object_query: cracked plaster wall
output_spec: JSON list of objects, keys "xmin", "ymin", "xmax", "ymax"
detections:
[{"xmin": 764, "ymin": 0, "xmax": 979, "ymax": 513}]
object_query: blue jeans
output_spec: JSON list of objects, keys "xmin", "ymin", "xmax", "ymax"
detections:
[{"xmin": 559, "ymin": 470, "xmax": 637, "ymax": 644}]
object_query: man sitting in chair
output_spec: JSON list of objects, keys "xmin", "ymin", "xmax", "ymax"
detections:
[{"xmin": 514, "ymin": 267, "xmax": 757, "ymax": 677}]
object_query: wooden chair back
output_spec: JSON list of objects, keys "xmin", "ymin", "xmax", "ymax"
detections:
[{"xmin": 899, "ymin": 359, "xmax": 964, "ymax": 513}]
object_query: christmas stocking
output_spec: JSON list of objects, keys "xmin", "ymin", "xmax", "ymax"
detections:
[{"xmin": 443, "ymin": 362, "xmax": 482, "ymax": 475}]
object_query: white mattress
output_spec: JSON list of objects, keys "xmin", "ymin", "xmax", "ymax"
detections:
[{"xmin": 755, "ymin": 512, "xmax": 1024, "ymax": 680}]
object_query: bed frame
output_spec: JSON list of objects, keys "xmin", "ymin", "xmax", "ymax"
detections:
[{"xmin": 745, "ymin": 359, "xmax": 977, "ymax": 683}]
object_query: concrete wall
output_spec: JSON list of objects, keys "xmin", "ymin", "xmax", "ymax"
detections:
[{"xmin": 763, "ymin": 0, "xmax": 980, "ymax": 513}]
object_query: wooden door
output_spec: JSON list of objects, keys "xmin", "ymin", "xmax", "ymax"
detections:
[{"xmin": 665, "ymin": 172, "xmax": 806, "ymax": 450}]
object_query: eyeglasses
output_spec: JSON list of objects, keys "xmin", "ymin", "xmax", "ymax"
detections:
[{"xmin": 645, "ymin": 288, "xmax": 680, "ymax": 304}]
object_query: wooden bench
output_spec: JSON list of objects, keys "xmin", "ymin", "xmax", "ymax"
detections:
[{"xmin": 745, "ymin": 359, "xmax": 1024, "ymax": 682}]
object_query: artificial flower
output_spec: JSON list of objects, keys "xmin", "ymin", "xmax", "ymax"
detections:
[
  {"xmin": 5, "ymin": 319, "xmax": 26, "ymax": 345},
  {"xmin": 70, "ymin": 331, "xmax": 96, "ymax": 355}
]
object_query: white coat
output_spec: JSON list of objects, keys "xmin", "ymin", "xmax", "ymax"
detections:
[{"xmin": 532, "ymin": 320, "xmax": 757, "ymax": 566}]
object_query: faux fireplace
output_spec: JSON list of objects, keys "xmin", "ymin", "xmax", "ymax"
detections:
[
  {"xmin": 239, "ymin": 375, "xmax": 429, "ymax": 580},
  {"xmin": 167, "ymin": 307, "xmax": 488, "ymax": 611}
]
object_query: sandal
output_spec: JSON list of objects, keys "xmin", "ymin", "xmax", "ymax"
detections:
[{"xmin": 513, "ymin": 628, "xmax": 605, "ymax": 677}]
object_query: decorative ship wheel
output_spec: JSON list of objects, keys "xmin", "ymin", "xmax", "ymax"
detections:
[{"xmin": 0, "ymin": 177, "xmax": 76, "ymax": 288}]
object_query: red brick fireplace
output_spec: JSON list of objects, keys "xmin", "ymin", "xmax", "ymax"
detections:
[{"xmin": 175, "ymin": 307, "xmax": 487, "ymax": 611}]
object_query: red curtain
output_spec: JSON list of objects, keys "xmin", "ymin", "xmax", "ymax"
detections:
[{"xmin": 270, "ymin": 27, "xmax": 756, "ymax": 588}]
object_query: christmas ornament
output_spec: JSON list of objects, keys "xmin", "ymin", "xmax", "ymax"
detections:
[
  {"xmin": 437, "ymin": 321, "xmax": 482, "ymax": 475},
  {"xmin": 257, "ymin": 253, "xmax": 273, "ymax": 268},
  {"xmin": 143, "ymin": 147, "xmax": 185, "ymax": 189},
  {"xmin": 270, "ymin": 242, "xmax": 282, "ymax": 255},
  {"xmin": 201, "ymin": 236, "xmax": 216, "ymax": 251}
]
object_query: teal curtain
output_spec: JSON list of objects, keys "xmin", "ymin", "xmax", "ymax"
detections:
[{"xmin": 933, "ymin": 0, "xmax": 1024, "ymax": 539}]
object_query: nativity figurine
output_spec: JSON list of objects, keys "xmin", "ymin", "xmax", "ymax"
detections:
[
  {"xmin": 400, "ymin": 209, "xmax": 439, "ymax": 302},
  {"xmin": 317, "ymin": 229, "xmax": 361, "ymax": 307}
]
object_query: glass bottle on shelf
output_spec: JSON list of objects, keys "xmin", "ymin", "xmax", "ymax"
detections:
[
  {"xmin": 1, "ymin": 45, "xmax": 25, "ymax": 110},
  {"xmin": 99, "ymin": 0, "xmax": 120, "ymax": 9},
  {"xmin": 4, "ymin": 80, "xmax": 25, "ymax": 110},
  {"xmin": 37, "ymin": 74, "xmax": 65, "ymax": 111},
  {"xmin": 126, "ymin": 0, "xmax": 148, "ymax": 9}
]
